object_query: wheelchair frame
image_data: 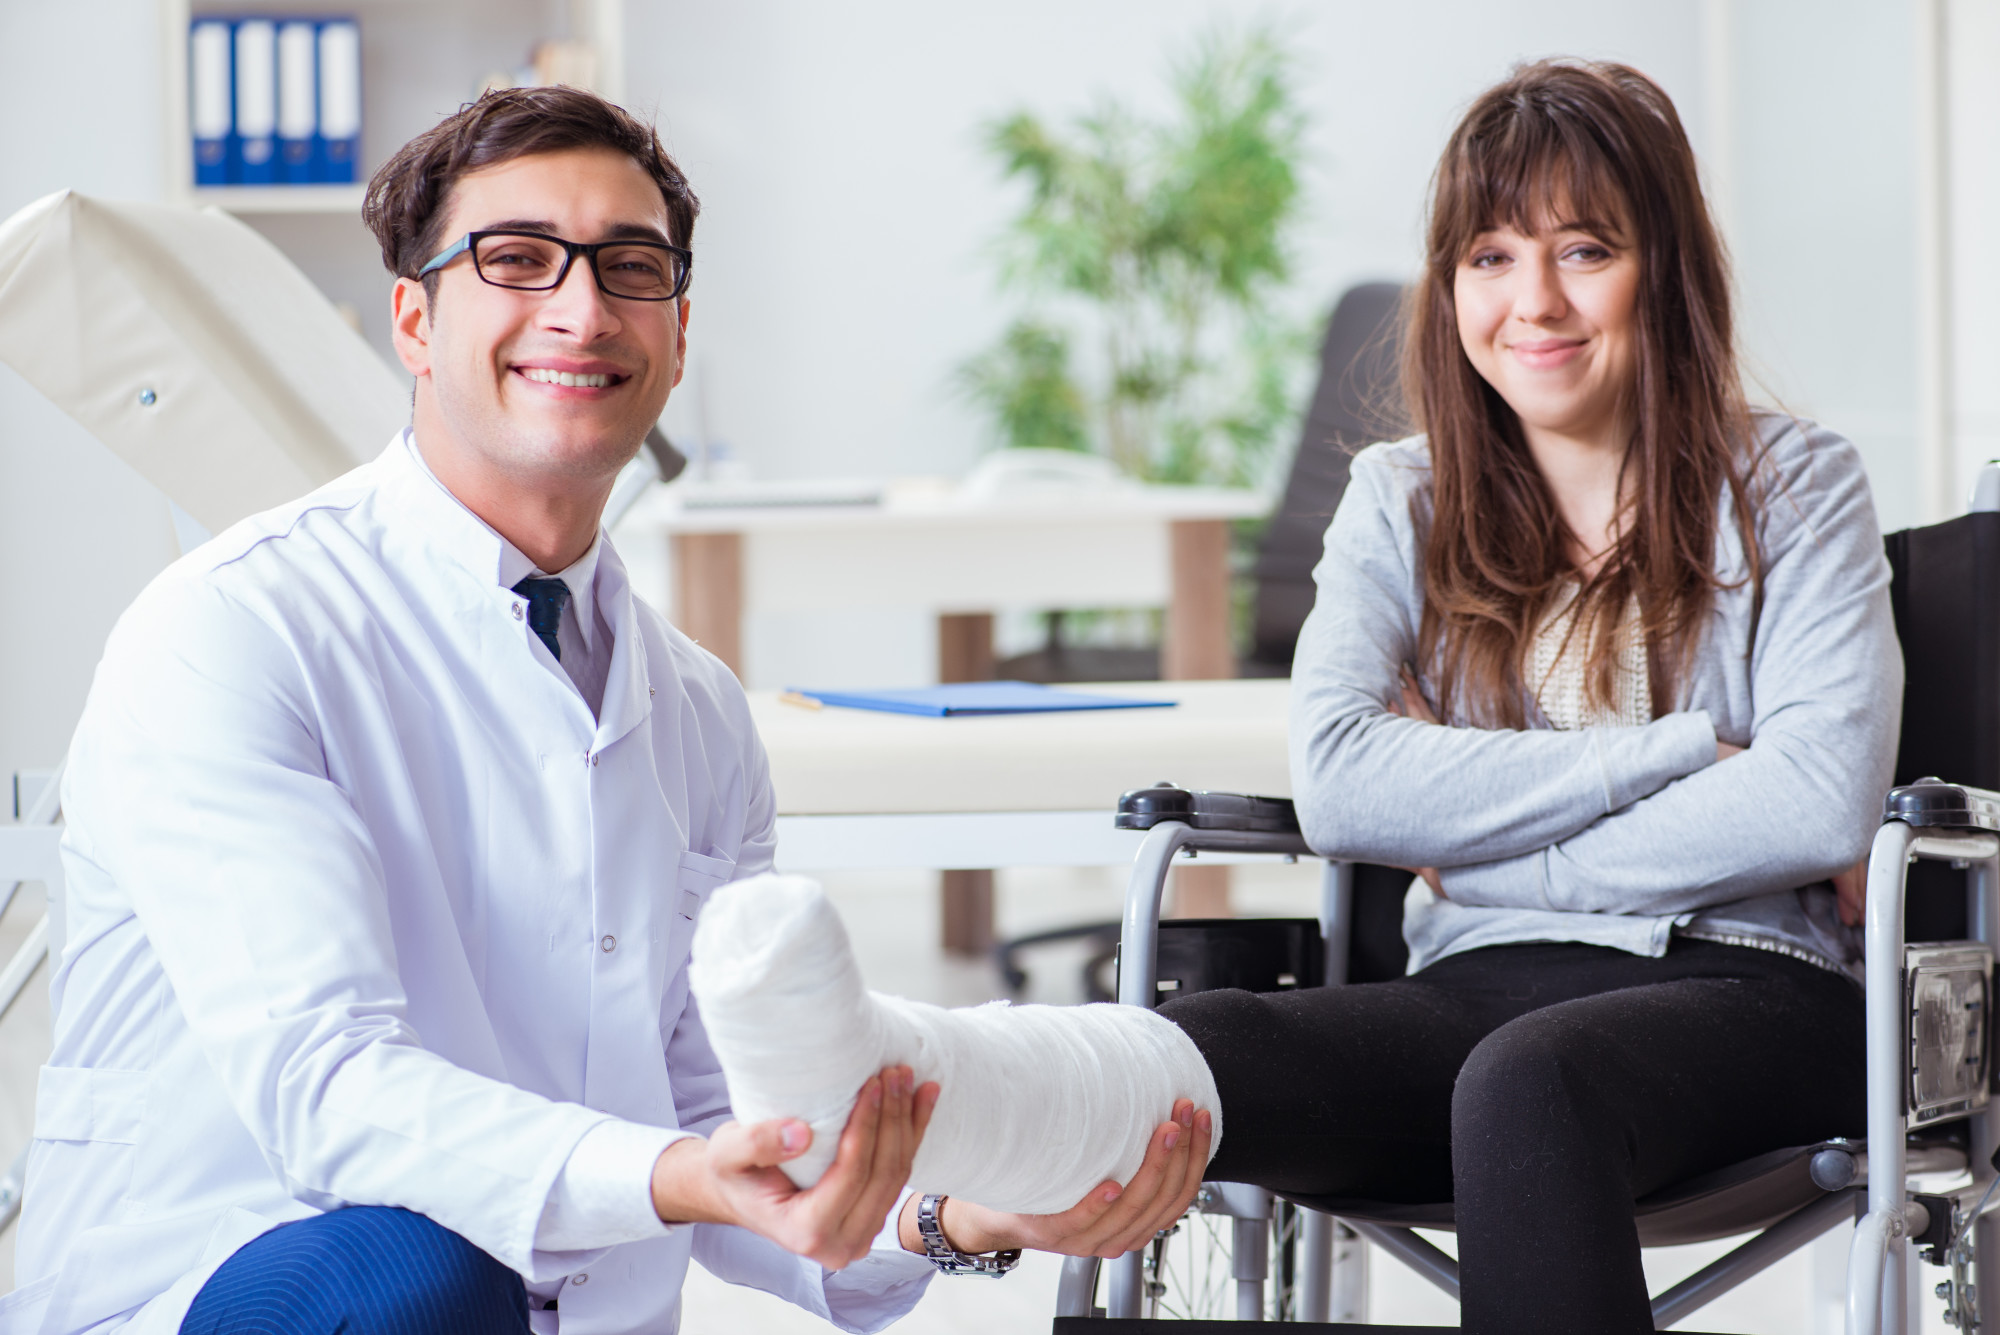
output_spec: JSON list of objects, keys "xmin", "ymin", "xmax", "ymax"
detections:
[{"xmin": 1054, "ymin": 781, "xmax": 2000, "ymax": 1333}]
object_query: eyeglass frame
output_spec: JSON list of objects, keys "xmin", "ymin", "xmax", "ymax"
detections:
[{"xmin": 416, "ymin": 230, "xmax": 694, "ymax": 302}]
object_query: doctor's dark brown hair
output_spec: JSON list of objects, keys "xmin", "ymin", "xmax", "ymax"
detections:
[
  {"xmin": 1403, "ymin": 59, "xmax": 1763, "ymax": 728},
  {"xmin": 361, "ymin": 85, "xmax": 698, "ymax": 300}
]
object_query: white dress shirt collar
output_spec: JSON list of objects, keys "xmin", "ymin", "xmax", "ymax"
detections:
[{"xmin": 496, "ymin": 531, "xmax": 603, "ymax": 658}]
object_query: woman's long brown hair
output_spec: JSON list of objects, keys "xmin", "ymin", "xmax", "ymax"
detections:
[{"xmin": 1405, "ymin": 60, "xmax": 1762, "ymax": 728}]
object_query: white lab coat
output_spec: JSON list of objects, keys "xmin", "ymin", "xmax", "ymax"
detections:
[{"xmin": 1, "ymin": 436, "xmax": 932, "ymax": 1334}]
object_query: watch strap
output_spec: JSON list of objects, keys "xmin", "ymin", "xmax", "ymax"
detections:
[{"xmin": 916, "ymin": 1194, "xmax": 1021, "ymax": 1277}]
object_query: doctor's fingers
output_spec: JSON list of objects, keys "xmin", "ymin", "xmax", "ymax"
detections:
[
  {"xmin": 852, "ymin": 1073, "xmax": 935, "ymax": 1210},
  {"xmin": 836, "ymin": 1069, "xmax": 931, "ymax": 1249},
  {"xmin": 1096, "ymin": 1108, "xmax": 1201, "ymax": 1256},
  {"xmin": 774, "ymin": 1076, "xmax": 886, "ymax": 1267},
  {"xmin": 806, "ymin": 1073, "xmax": 901, "ymax": 1239},
  {"xmin": 809, "ymin": 1069, "xmax": 925, "ymax": 1266}
]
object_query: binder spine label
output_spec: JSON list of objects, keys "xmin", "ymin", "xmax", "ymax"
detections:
[
  {"xmin": 276, "ymin": 21, "xmax": 318, "ymax": 183},
  {"xmin": 231, "ymin": 19, "xmax": 278, "ymax": 184},
  {"xmin": 189, "ymin": 21, "xmax": 232, "ymax": 186},
  {"xmin": 317, "ymin": 21, "xmax": 362, "ymax": 184}
]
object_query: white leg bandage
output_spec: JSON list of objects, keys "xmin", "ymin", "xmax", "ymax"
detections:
[{"xmin": 689, "ymin": 873, "xmax": 1222, "ymax": 1215}]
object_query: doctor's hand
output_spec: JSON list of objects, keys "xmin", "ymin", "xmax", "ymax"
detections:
[
  {"xmin": 651, "ymin": 1065, "xmax": 939, "ymax": 1270},
  {"xmin": 897, "ymin": 1098, "xmax": 1213, "ymax": 1261}
]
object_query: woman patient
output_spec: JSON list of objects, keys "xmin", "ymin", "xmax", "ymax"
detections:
[{"xmin": 694, "ymin": 58, "xmax": 1897, "ymax": 1335}]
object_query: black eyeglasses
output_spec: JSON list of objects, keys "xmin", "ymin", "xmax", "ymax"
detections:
[{"xmin": 418, "ymin": 230, "xmax": 693, "ymax": 302}]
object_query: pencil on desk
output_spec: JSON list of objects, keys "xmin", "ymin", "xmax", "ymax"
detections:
[{"xmin": 779, "ymin": 690, "xmax": 824, "ymax": 710}]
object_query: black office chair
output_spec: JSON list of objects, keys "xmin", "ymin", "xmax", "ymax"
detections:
[
  {"xmin": 1051, "ymin": 479, "xmax": 2000, "ymax": 1333},
  {"xmin": 995, "ymin": 286, "xmax": 1407, "ymax": 998},
  {"xmin": 998, "ymin": 283, "xmax": 1408, "ymax": 686}
]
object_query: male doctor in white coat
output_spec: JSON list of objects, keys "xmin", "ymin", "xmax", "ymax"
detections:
[{"xmin": 4, "ymin": 87, "xmax": 1204, "ymax": 1335}]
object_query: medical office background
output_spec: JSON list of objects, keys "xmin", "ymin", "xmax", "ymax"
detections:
[{"xmin": 2, "ymin": 0, "xmax": 1998, "ymax": 1327}]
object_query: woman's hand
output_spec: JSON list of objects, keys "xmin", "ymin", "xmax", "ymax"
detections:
[
  {"xmin": 1834, "ymin": 858, "xmax": 1868, "ymax": 927},
  {"xmin": 1391, "ymin": 667, "xmax": 1440, "ymax": 726},
  {"xmin": 1387, "ymin": 669, "xmax": 1447, "ymax": 897},
  {"xmin": 899, "ymin": 1099, "xmax": 1213, "ymax": 1261},
  {"xmin": 652, "ymin": 1065, "xmax": 939, "ymax": 1270}
]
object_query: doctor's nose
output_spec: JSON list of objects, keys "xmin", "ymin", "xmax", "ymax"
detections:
[{"xmin": 536, "ymin": 256, "xmax": 623, "ymax": 341}]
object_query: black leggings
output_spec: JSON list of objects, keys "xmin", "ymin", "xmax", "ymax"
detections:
[{"xmin": 1157, "ymin": 939, "xmax": 1866, "ymax": 1335}]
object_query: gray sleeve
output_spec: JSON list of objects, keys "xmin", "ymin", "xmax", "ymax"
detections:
[
  {"xmin": 1287, "ymin": 443, "xmax": 1718, "ymax": 869},
  {"xmin": 1438, "ymin": 424, "xmax": 1901, "ymax": 914}
]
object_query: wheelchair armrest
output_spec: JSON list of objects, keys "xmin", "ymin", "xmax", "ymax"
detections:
[
  {"xmin": 1117, "ymin": 783, "xmax": 1301, "ymax": 834},
  {"xmin": 1882, "ymin": 777, "xmax": 2000, "ymax": 833}
]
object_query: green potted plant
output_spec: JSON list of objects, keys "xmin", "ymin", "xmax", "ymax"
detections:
[{"xmin": 959, "ymin": 25, "xmax": 1310, "ymax": 488}]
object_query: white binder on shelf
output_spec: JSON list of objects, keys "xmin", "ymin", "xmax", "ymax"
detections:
[
  {"xmin": 231, "ymin": 19, "xmax": 278, "ymax": 185},
  {"xmin": 188, "ymin": 20, "xmax": 232, "ymax": 187},
  {"xmin": 316, "ymin": 20, "xmax": 361, "ymax": 184},
  {"xmin": 276, "ymin": 20, "xmax": 317, "ymax": 185}
]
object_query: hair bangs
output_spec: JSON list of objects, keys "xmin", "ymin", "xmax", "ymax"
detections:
[{"xmin": 1436, "ymin": 103, "xmax": 1636, "ymax": 267}]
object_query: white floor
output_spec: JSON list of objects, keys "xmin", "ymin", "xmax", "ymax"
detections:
[{"xmin": 0, "ymin": 864, "xmax": 1961, "ymax": 1331}]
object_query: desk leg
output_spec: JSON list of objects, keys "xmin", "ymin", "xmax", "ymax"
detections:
[
  {"xmin": 673, "ymin": 532, "xmax": 744, "ymax": 678},
  {"xmin": 942, "ymin": 869, "xmax": 995, "ymax": 955},
  {"xmin": 1165, "ymin": 520, "xmax": 1236, "ymax": 914},
  {"xmin": 1165, "ymin": 519, "xmax": 1234, "ymax": 681},
  {"xmin": 937, "ymin": 613, "xmax": 996, "ymax": 683},
  {"xmin": 938, "ymin": 614, "xmax": 999, "ymax": 954},
  {"xmin": 1170, "ymin": 864, "xmax": 1233, "ymax": 918}
]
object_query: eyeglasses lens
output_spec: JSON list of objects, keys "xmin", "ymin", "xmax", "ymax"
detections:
[
  {"xmin": 472, "ymin": 235, "xmax": 684, "ymax": 300},
  {"xmin": 593, "ymin": 244, "xmax": 683, "ymax": 299}
]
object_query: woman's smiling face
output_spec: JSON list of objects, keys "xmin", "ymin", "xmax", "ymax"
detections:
[{"xmin": 1452, "ymin": 207, "xmax": 1641, "ymax": 451}]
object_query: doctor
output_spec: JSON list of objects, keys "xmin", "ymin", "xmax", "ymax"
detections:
[{"xmin": 6, "ymin": 87, "xmax": 1199, "ymax": 1335}]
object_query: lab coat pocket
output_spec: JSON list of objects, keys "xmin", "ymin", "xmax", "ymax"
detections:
[
  {"xmin": 675, "ymin": 849, "xmax": 735, "ymax": 922},
  {"xmin": 35, "ymin": 1066, "xmax": 149, "ymax": 1144}
]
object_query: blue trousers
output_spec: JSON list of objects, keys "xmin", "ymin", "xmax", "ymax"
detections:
[{"xmin": 181, "ymin": 1207, "xmax": 531, "ymax": 1335}]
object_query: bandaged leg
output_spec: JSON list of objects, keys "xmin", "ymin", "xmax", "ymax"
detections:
[{"xmin": 689, "ymin": 873, "xmax": 1222, "ymax": 1215}]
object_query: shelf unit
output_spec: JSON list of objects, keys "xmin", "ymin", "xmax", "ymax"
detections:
[
  {"xmin": 158, "ymin": 0, "xmax": 625, "ymax": 217},
  {"xmin": 188, "ymin": 185, "xmax": 368, "ymax": 215}
]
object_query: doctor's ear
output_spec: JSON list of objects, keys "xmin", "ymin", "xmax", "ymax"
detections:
[{"xmin": 390, "ymin": 276, "xmax": 434, "ymax": 378}]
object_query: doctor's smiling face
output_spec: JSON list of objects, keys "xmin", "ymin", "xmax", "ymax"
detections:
[{"xmin": 388, "ymin": 144, "xmax": 688, "ymax": 568}]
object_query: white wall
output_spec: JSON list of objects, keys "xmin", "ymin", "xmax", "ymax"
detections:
[
  {"xmin": 624, "ymin": 0, "xmax": 1709, "ymax": 487},
  {"xmin": 1945, "ymin": 0, "xmax": 2000, "ymax": 503},
  {"xmin": 0, "ymin": 0, "xmax": 182, "ymax": 793},
  {"xmin": 1711, "ymin": 0, "xmax": 1927, "ymax": 529}
]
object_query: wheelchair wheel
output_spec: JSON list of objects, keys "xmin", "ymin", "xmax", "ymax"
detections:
[
  {"xmin": 1070, "ymin": 1193, "xmax": 1303, "ymax": 1320},
  {"xmin": 1149, "ymin": 1197, "xmax": 1302, "ymax": 1320}
]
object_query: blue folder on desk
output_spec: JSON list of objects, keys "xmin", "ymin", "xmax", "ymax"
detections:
[{"xmin": 788, "ymin": 681, "xmax": 1177, "ymax": 717}]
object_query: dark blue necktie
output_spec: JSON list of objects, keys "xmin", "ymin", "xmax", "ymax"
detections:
[{"xmin": 512, "ymin": 576, "xmax": 570, "ymax": 662}]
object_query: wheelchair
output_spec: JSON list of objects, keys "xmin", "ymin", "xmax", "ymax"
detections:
[{"xmin": 1053, "ymin": 488, "xmax": 2000, "ymax": 1334}]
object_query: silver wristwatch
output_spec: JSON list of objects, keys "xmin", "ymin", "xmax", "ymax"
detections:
[{"xmin": 916, "ymin": 1194, "xmax": 1021, "ymax": 1277}]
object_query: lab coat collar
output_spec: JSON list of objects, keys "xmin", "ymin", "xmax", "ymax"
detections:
[
  {"xmin": 383, "ymin": 431, "xmax": 652, "ymax": 749},
  {"xmin": 589, "ymin": 540, "xmax": 658, "ymax": 752}
]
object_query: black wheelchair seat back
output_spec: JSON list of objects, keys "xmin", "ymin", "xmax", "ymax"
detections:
[{"xmin": 1888, "ymin": 510, "xmax": 2000, "ymax": 941}]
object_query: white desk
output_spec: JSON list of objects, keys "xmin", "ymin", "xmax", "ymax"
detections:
[
  {"xmin": 754, "ymin": 680, "xmax": 1299, "ymax": 947},
  {"xmin": 622, "ymin": 477, "xmax": 1269, "ymax": 684}
]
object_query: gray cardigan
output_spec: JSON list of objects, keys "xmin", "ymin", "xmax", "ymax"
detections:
[{"xmin": 1287, "ymin": 414, "xmax": 1901, "ymax": 979}]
